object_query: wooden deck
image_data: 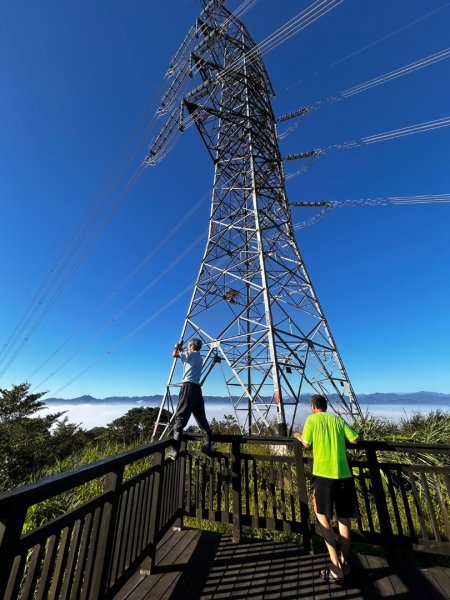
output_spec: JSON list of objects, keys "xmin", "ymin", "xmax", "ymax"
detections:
[{"xmin": 114, "ymin": 528, "xmax": 450, "ymax": 600}]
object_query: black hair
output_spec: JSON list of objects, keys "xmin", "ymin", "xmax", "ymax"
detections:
[{"xmin": 310, "ymin": 394, "xmax": 327, "ymax": 411}]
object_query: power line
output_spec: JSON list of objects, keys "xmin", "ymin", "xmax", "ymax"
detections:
[
  {"xmin": 290, "ymin": 194, "xmax": 450, "ymax": 229},
  {"xmin": 148, "ymin": 0, "xmax": 347, "ymax": 164},
  {"xmin": 46, "ymin": 281, "xmax": 195, "ymax": 398},
  {"xmin": 283, "ymin": 116, "xmax": 450, "ymax": 162},
  {"xmin": 28, "ymin": 172, "xmax": 244, "ymax": 389},
  {"xmin": 278, "ymin": 46, "xmax": 450, "ymax": 140},
  {"xmin": 286, "ymin": 0, "xmax": 450, "ymax": 90},
  {"xmin": 25, "ymin": 190, "xmax": 211, "ymax": 383},
  {"xmin": 0, "ymin": 166, "xmax": 143, "ymax": 377}
]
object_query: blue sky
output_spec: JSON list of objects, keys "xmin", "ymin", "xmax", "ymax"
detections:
[{"xmin": 0, "ymin": 0, "xmax": 449, "ymax": 400}]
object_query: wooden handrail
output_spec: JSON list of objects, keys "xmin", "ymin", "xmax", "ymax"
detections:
[{"xmin": 0, "ymin": 434, "xmax": 448, "ymax": 599}]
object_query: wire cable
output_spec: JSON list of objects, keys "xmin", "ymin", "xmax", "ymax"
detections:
[
  {"xmin": 152, "ymin": 0, "xmax": 347, "ymax": 157},
  {"xmin": 284, "ymin": 116, "xmax": 450, "ymax": 162},
  {"xmin": 279, "ymin": 46, "xmax": 450, "ymax": 140},
  {"xmin": 290, "ymin": 194, "xmax": 450, "ymax": 228},
  {"xmin": 46, "ymin": 281, "xmax": 195, "ymax": 398},
  {"xmin": 286, "ymin": 0, "xmax": 450, "ymax": 90}
]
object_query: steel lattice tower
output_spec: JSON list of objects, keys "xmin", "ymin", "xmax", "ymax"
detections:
[{"xmin": 150, "ymin": 0, "xmax": 362, "ymax": 438}]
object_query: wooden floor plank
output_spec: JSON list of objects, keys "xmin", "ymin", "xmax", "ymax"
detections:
[
  {"xmin": 422, "ymin": 566, "xmax": 450, "ymax": 599},
  {"xmin": 113, "ymin": 528, "xmax": 449, "ymax": 600}
]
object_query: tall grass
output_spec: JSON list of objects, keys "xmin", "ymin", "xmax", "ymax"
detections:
[
  {"xmin": 24, "ymin": 440, "xmax": 152, "ymax": 533},
  {"xmin": 22, "ymin": 410, "xmax": 449, "ymax": 536}
]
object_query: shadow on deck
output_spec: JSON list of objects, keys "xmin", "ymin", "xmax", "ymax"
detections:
[
  {"xmin": 114, "ymin": 528, "xmax": 450, "ymax": 600},
  {"xmin": 1, "ymin": 436, "xmax": 449, "ymax": 599}
]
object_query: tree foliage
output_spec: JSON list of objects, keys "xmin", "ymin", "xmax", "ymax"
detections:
[
  {"xmin": 2, "ymin": 382, "xmax": 448, "ymax": 497},
  {"xmin": 104, "ymin": 407, "xmax": 171, "ymax": 445},
  {"xmin": 0, "ymin": 383, "xmax": 47, "ymax": 422},
  {"xmin": 0, "ymin": 384, "xmax": 67, "ymax": 491},
  {"xmin": 209, "ymin": 413, "xmax": 240, "ymax": 434}
]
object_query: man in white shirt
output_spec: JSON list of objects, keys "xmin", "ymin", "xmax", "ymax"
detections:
[{"xmin": 170, "ymin": 338, "xmax": 212, "ymax": 460}]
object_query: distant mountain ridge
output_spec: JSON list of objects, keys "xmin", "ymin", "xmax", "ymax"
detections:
[{"xmin": 45, "ymin": 392, "xmax": 450, "ymax": 406}]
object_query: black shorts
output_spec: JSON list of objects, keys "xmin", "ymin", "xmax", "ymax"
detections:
[{"xmin": 311, "ymin": 475, "xmax": 359, "ymax": 519}]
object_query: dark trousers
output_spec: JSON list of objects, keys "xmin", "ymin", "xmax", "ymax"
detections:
[{"xmin": 173, "ymin": 382, "xmax": 211, "ymax": 452}]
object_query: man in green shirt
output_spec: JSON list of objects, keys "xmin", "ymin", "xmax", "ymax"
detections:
[{"xmin": 294, "ymin": 394, "xmax": 359, "ymax": 584}]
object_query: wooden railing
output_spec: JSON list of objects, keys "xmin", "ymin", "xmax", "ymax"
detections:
[
  {"xmin": 183, "ymin": 436, "xmax": 450, "ymax": 555},
  {"xmin": 0, "ymin": 435, "xmax": 448, "ymax": 599},
  {"xmin": 183, "ymin": 435, "xmax": 311, "ymax": 545},
  {"xmin": 348, "ymin": 440, "xmax": 450, "ymax": 555},
  {"xmin": 0, "ymin": 439, "xmax": 181, "ymax": 600}
]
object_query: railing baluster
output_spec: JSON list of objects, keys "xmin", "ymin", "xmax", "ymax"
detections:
[
  {"xmin": 269, "ymin": 461, "xmax": 276, "ymax": 528},
  {"xmin": 49, "ymin": 524, "xmax": 71, "ymax": 598},
  {"xmin": 286, "ymin": 459, "xmax": 296, "ymax": 525},
  {"xmin": 278, "ymin": 461, "xmax": 288, "ymax": 533},
  {"xmin": 134, "ymin": 475, "xmax": 146, "ymax": 557},
  {"xmin": 4, "ymin": 553, "xmax": 25, "ymax": 600},
  {"xmin": 60, "ymin": 519, "xmax": 82, "ymax": 599},
  {"xmin": 81, "ymin": 505, "xmax": 102, "ymax": 598},
  {"xmin": 147, "ymin": 448, "xmax": 163, "ymax": 570},
  {"xmin": 142, "ymin": 474, "xmax": 153, "ymax": 549},
  {"xmin": 0, "ymin": 504, "xmax": 28, "ymax": 599},
  {"xmin": 261, "ymin": 460, "xmax": 268, "ymax": 525},
  {"xmin": 70, "ymin": 513, "xmax": 92, "ymax": 600},
  {"xmin": 217, "ymin": 457, "xmax": 223, "ymax": 521},
  {"xmin": 201, "ymin": 461, "xmax": 207, "ymax": 517},
  {"xmin": 36, "ymin": 532, "xmax": 59, "ymax": 600},
  {"xmin": 195, "ymin": 458, "xmax": 200, "ymax": 517},
  {"xmin": 90, "ymin": 464, "xmax": 124, "ymax": 598},
  {"xmin": 398, "ymin": 468, "xmax": 415, "ymax": 537},
  {"xmin": 365, "ymin": 447, "xmax": 393, "ymax": 538},
  {"xmin": 434, "ymin": 472, "xmax": 450, "ymax": 541},
  {"xmin": 224, "ymin": 456, "xmax": 230, "ymax": 519},
  {"xmin": 386, "ymin": 469, "xmax": 403, "ymax": 536},
  {"xmin": 231, "ymin": 440, "xmax": 242, "ymax": 543},
  {"xmin": 420, "ymin": 472, "xmax": 441, "ymax": 542},
  {"xmin": 22, "ymin": 543, "xmax": 45, "ymax": 600},
  {"xmin": 131, "ymin": 477, "xmax": 144, "ymax": 564},
  {"xmin": 407, "ymin": 470, "xmax": 429, "ymax": 541},
  {"xmin": 186, "ymin": 452, "xmax": 192, "ymax": 515},
  {"xmin": 175, "ymin": 439, "xmax": 187, "ymax": 529},
  {"xmin": 110, "ymin": 491, "xmax": 127, "ymax": 582},
  {"xmin": 209, "ymin": 454, "xmax": 214, "ymax": 518},
  {"xmin": 252, "ymin": 458, "xmax": 259, "ymax": 529},
  {"xmin": 293, "ymin": 439, "xmax": 311, "ymax": 551},
  {"xmin": 355, "ymin": 466, "xmax": 373, "ymax": 532},
  {"xmin": 244, "ymin": 457, "xmax": 250, "ymax": 518}
]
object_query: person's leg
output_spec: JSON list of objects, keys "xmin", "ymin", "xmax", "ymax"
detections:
[
  {"xmin": 337, "ymin": 518, "xmax": 351, "ymax": 574},
  {"xmin": 335, "ymin": 477, "xmax": 359, "ymax": 574},
  {"xmin": 172, "ymin": 384, "xmax": 192, "ymax": 455},
  {"xmin": 315, "ymin": 512, "xmax": 344, "ymax": 578},
  {"xmin": 312, "ymin": 477, "xmax": 343, "ymax": 580},
  {"xmin": 191, "ymin": 387, "xmax": 212, "ymax": 450}
]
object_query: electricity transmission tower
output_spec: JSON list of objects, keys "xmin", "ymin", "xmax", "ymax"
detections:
[{"xmin": 150, "ymin": 0, "xmax": 363, "ymax": 438}]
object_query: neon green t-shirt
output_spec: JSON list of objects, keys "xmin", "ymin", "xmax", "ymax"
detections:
[{"xmin": 302, "ymin": 412, "xmax": 358, "ymax": 479}]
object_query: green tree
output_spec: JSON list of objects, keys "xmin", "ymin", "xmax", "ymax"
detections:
[
  {"xmin": 209, "ymin": 414, "xmax": 241, "ymax": 434},
  {"xmin": 104, "ymin": 407, "xmax": 171, "ymax": 445},
  {"xmin": 51, "ymin": 417, "xmax": 90, "ymax": 460},
  {"xmin": 0, "ymin": 384, "xmax": 65, "ymax": 491},
  {"xmin": 0, "ymin": 383, "xmax": 47, "ymax": 421}
]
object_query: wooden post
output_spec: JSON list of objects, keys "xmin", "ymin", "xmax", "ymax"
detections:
[
  {"xmin": 0, "ymin": 504, "xmax": 28, "ymax": 600},
  {"xmin": 231, "ymin": 439, "xmax": 242, "ymax": 543},
  {"xmin": 365, "ymin": 446, "xmax": 393, "ymax": 538},
  {"xmin": 147, "ymin": 448, "xmax": 164, "ymax": 570},
  {"xmin": 174, "ymin": 439, "xmax": 187, "ymax": 530},
  {"xmin": 90, "ymin": 463, "xmax": 124, "ymax": 599},
  {"xmin": 293, "ymin": 441, "xmax": 312, "ymax": 552}
]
